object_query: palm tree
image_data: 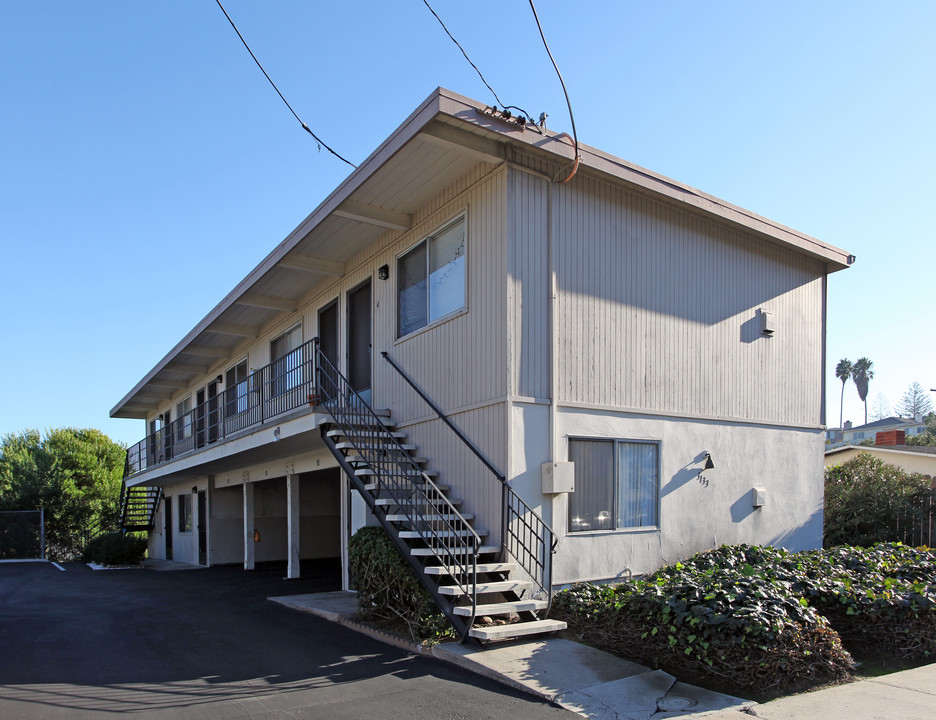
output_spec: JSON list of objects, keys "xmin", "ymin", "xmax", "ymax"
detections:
[
  {"xmin": 835, "ymin": 358, "xmax": 852, "ymax": 429},
  {"xmin": 851, "ymin": 357, "xmax": 874, "ymax": 425}
]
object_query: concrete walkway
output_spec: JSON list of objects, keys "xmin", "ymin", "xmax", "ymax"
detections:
[
  {"xmin": 270, "ymin": 591, "xmax": 750, "ymax": 719},
  {"xmin": 271, "ymin": 591, "xmax": 936, "ymax": 720}
]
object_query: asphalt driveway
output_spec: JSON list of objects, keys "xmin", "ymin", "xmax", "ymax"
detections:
[{"xmin": 0, "ymin": 561, "xmax": 574, "ymax": 719}]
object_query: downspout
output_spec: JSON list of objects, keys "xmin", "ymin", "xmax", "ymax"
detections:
[{"xmin": 547, "ymin": 180, "xmax": 557, "ymax": 466}]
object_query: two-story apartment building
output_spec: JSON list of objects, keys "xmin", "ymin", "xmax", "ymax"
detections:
[{"xmin": 111, "ymin": 88, "xmax": 851, "ymax": 640}]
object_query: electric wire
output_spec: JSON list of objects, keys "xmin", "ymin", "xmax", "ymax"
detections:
[
  {"xmin": 214, "ymin": 0, "xmax": 357, "ymax": 168},
  {"xmin": 527, "ymin": 0, "xmax": 579, "ymax": 183},
  {"xmin": 421, "ymin": 0, "xmax": 537, "ymax": 125}
]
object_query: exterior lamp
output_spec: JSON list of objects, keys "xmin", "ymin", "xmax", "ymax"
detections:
[{"xmin": 378, "ymin": 264, "xmax": 390, "ymax": 280}]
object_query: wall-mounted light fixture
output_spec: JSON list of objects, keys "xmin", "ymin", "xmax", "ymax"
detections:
[
  {"xmin": 378, "ymin": 264, "xmax": 390, "ymax": 280},
  {"xmin": 273, "ymin": 427, "xmax": 281, "ymax": 442},
  {"xmin": 698, "ymin": 451, "xmax": 715, "ymax": 486},
  {"xmin": 192, "ymin": 485, "xmax": 198, "ymax": 494},
  {"xmin": 215, "ymin": 375, "xmax": 223, "ymax": 385},
  {"xmin": 253, "ymin": 529, "xmax": 261, "ymax": 542}
]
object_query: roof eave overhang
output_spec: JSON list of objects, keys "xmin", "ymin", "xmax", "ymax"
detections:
[{"xmin": 112, "ymin": 87, "xmax": 853, "ymax": 419}]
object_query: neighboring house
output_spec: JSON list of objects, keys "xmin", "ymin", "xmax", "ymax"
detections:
[
  {"xmin": 111, "ymin": 88, "xmax": 852, "ymax": 641},
  {"xmin": 828, "ymin": 416, "xmax": 929, "ymax": 448},
  {"xmin": 825, "ymin": 444, "xmax": 936, "ymax": 480}
]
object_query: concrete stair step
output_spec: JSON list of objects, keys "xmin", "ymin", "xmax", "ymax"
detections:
[
  {"xmin": 327, "ymin": 429, "xmax": 407, "ymax": 442},
  {"xmin": 336, "ymin": 442, "xmax": 416, "ymax": 452},
  {"xmin": 385, "ymin": 513, "xmax": 473, "ymax": 523},
  {"xmin": 356, "ymin": 467, "xmax": 438, "ymax": 477},
  {"xmin": 468, "ymin": 619, "xmax": 567, "ymax": 641},
  {"xmin": 453, "ymin": 599, "xmax": 548, "ymax": 616},
  {"xmin": 347, "ymin": 454, "xmax": 427, "ymax": 465},
  {"xmin": 376, "ymin": 497, "xmax": 462, "ymax": 507},
  {"xmin": 399, "ymin": 528, "xmax": 485, "ymax": 540},
  {"xmin": 438, "ymin": 580, "xmax": 532, "ymax": 596},
  {"xmin": 423, "ymin": 561, "xmax": 515, "ymax": 576},
  {"xmin": 412, "ymin": 544, "xmax": 498, "ymax": 557},
  {"xmin": 368, "ymin": 484, "xmax": 451, "ymax": 494}
]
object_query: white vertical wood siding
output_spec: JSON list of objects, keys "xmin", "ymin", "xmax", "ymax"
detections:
[
  {"xmin": 551, "ymin": 174, "xmax": 825, "ymax": 427},
  {"xmin": 507, "ymin": 167, "xmax": 549, "ymax": 399}
]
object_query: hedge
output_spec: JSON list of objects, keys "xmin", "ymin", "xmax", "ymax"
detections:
[
  {"xmin": 348, "ymin": 526, "xmax": 453, "ymax": 642},
  {"xmin": 83, "ymin": 532, "xmax": 147, "ymax": 566},
  {"xmin": 553, "ymin": 549, "xmax": 853, "ymax": 698},
  {"xmin": 554, "ymin": 543, "xmax": 936, "ymax": 698}
]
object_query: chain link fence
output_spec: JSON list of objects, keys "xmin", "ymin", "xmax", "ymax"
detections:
[{"xmin": 0, "ymin": 510, "xmax": 45, "ymax": 560}]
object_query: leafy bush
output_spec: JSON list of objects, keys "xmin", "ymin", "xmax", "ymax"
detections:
[
  {"xmin": 83, "ymin": 532, "xmax": 147, "ymax": 565},
  {"xmin": 784, "ymin": 544, "xmax": 936, "ymax": 661},
  {"xmin": 554, "ymin": 547, "xmax": 853, "ymax": 698},
  {"xmin": 348, "ymin": 526, "xmax": 453, "ymax": 642},
  {"xmin": 824, "ymin": 453, "xmax": 932, "ymax": 547}
]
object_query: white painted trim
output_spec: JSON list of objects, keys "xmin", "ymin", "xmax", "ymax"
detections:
[{"xmin": 558, "ymin": 400, "xmax": 825, "ymax": 432}]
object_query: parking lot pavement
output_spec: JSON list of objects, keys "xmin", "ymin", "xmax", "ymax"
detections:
[{"xmin": 0, "ymin": 561, "xmax": 575, "ymax": 720}]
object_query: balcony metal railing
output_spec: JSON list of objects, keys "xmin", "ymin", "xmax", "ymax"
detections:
[{"xmin": 125, "ymin": 339, "xmax": 318, "ymax": 477}]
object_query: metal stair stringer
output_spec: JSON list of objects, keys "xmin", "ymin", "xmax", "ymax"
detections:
[{"xmin": 320, "ymin": 425, "xmax": 479, "ymax": 641}]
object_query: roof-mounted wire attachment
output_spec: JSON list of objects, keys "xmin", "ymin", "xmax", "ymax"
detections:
[
  {"xmin": 423, "ymin": 0, "xmax": 541, "ymax": 132},
  {"xmin": 528, "ymin": 0, "xmax": 580, "ymax": 183},
  {"xmin": 482, "ymin": 105, "xmax": 540, "ymax": 132}
]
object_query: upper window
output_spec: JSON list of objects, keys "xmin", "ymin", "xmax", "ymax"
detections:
[
  {"xmin": 225, "ymin": 359, "xmax": 249, "ymax": 416},
  {"xmin": 270, "ymin": 324, "xmax": 303, "ymax": 395},
  {"xmin": 568, "ymin": 438, "xmax": 660, "ymax": 533},
  {"xmin": 176, "ymin": 396, "xmax": 192, "ymax": 440},
  {"xmin": 398, "ymin": 215, "xmax": 466, "ymax": 337}
]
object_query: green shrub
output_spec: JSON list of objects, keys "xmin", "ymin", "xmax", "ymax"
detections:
[
  {"xmin": 348, "ymin": 526, "xmax": 453, "ymax": 642},
  {"xmin": 83, "ymin": 532, "xmax": 147, "ymax": 565},
  {"xmin": 554, "ymin": 548, "xmax": 853, "ymax": 698},
  {"xmin": 784, "ymin": 544, "xmax": 936, "ymax": 661},
  {"xmin": 824, "ymin": 453, "xmax": 932, "ymax": 547}
]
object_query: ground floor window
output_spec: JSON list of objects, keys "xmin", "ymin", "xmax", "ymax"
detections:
[
  {"xmin": 178, "ymin": 493, "xmax": 193, "ymax": 533},
  {"xmin": 568, "ymin": 438, "xmax": 660, "ymax": 532}
]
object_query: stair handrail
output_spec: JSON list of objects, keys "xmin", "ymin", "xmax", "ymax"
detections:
[
  {"xmin": 314, "ymin": 341, "xmax": 481, "ymax": 639},
  {"xmin": 381, "ymin": 351, "xmax": 558, "ymax": 612}
]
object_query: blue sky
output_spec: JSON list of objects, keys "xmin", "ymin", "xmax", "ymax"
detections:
[{"xmin": 1, "ymin": 1, "xmax": 933, "ymax": 447}]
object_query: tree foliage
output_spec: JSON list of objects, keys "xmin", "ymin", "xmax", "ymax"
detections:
[
  {"xmin": 824, "ymin": 453, "xmax": 932, "ymax": 547},
  {"xmin": 850, "ymin": 357, "xmax": 874, "ymax": 425},
  {"xmin": 895, "ymin": 382, "xmax": 934, "ymax": 419},
  {"xmin": 905, "ymin": 413, "xmax": 936, "ymax": 447},
  {"xmin": 0, "ymin": 428, "xmax": 125, "ymax": 560},
  {"xmin": 870, "ymin": 393, "xmax": 890, "ymax": 422},
  {"xmin": 835, "ymin": 358, "xmax": 852, "ymax": 429}
]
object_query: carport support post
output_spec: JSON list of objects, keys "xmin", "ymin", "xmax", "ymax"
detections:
[
  {"xmin": 286, "ymin": 470, "xmax": 300, "ymax": 579},
  {"xmin": 243, "ymin": 481, "xmax": 255, "ymax": 571}
]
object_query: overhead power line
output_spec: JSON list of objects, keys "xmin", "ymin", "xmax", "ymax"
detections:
[
  {"xmin": 214, "ymin": 0, "xmax": 357, "ymax": 168},
  {"xmin": 421, "ymin": 0, "xmax": 536, "ymax": 124},
  {"xmin": 527, "ymin": 0, "xmax": 580, "ymax": 183}
]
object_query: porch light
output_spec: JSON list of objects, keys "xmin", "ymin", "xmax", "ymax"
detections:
[
  {"xmin": 703, "ymin": 452, "xmax": 715, "ymax": 470},
  {"xmin": 378, "ymin": 264, "xmax": 389, "ymax": 280},
  {"xmin": 273, "ymin": 427, "xmax": 281, "ymax": 442}
]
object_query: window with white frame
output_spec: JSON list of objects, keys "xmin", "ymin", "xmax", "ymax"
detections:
[
  {"xmin": 225, "ymin": 359, "xmax": 249, "ymax": 416},
  {"xmin": 270, "ymin": 324, "xmax": 303, "ymax": 395},
  {"xmin": 178, "ymin": 493, "xmax": 193, "ymax": 533},
  {"xmin": 398, "ymin": 215, "xmax": 466, "ymax": 337},
  {"xmin": 176, "ymin": 396, "xmax": 192, "ymax": 440},
  {"xmin": 568, "ymin": 438, "xmax": 660, "ymax": 532}
]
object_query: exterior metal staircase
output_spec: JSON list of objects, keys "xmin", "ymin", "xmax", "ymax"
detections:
[
  {"xmin": 315, "ymin": 339, "xmax": 565, "ymax": 643},
  {"xmin": 118, "ymin": 477, "xmax": 161, "ymax": 532}
]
